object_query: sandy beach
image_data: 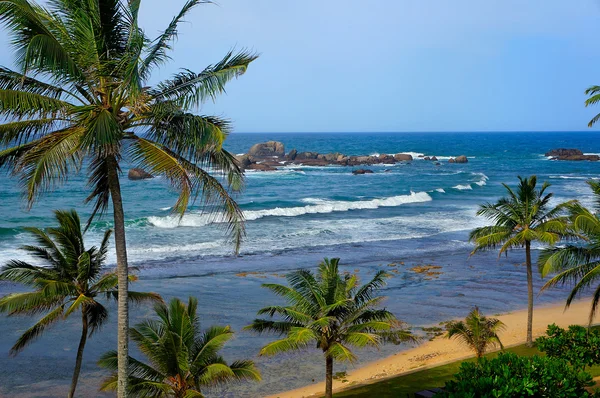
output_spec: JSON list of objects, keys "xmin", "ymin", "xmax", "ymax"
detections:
[{"xmin": 268, "ymin": 298, "xmax": 597, "ymax": 398}]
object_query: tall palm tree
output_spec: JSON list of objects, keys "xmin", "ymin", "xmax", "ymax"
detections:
[
  {"xmin": 540, "ymin": 181, "xmax": 600, "ymax": 325},
  {"xmin": 245, "ymin": 258, "xmax": 415, "ymax": 398},
  {"xmin": 98, "ymin": 296, "xmax": 261, "ymax": 397},
  {"xmin": 469, "ymin": 176, "xmax": 569, "ymax": 346},
  {"xmin": 585, "ymin": 86, "xmax": 600, "ymax": 127},
  {"xmin": 446, "ymin": 307, "xmax": 505, "ymax": 359},
  {"xmin": 0, "ymin": 1, "xmax": 256, "ymax": 394},
  {"xmin": 0, "ymin": 209, "xmax": 159, "ymax": 398}
]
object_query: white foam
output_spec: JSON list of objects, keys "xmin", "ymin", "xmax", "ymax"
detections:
[
  {"xmin": 148, "ymin": 192, "xmax": 433, "ymax": 229},
  {"xmin": 435, "ymin": 188, "xmax": 446, "ymax": 193},
  {"xmin": 549, "ymin": 175, "xmax": 587, "ymax": 180},
  {"xmin": 160, "ymin": 206, "xmax": 172, "ymax": 211},
  {"xmin": 453, "ymin": 184, "xmax": 473, "ymax": 190}
]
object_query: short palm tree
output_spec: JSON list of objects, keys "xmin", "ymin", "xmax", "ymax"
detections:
[
  {"xmin": 0, "ymin": 1, "xmax": 256, "ymax": 394},
  {"xmin": 245, "ymin": 257, "xmax": 416, "ymax": 398},
  {"xmin": 446, "ymin": 307, "xmax": 505, "ymax": 359},
  {"xmin": 469, "ymin": 176, "xmax": 569, "ymax": 346},
  {"xmin": 0, "ymin": 209, "xmax": 159, "ymax": 398},
  {"xmin": 540, "ymin": 181, "xmax": 600, "ymax": 324},
  {"xmin": 98, "ymin": 296, "xmax": 261, "ymax": 397}
]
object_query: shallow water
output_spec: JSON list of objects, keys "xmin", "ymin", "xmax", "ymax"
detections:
[{"xmin": 0, "ymin": 132, "xmax": 599, "ymax": 396}]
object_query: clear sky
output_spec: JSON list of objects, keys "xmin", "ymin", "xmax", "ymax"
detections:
[{"xmin": 2, "ymin": 0, "xmax": 600, "ymax": 132}]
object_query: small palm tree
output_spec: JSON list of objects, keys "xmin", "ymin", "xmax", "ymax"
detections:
[
  {"xmin": 99, "ymin": 296, "xmax": 261, "ymax": 397},
  {"xmin": 0, "ymin": 209, "xmax": 159, "ymax": 398},
  {"xmin": 469, "ymin": 176, "xmax": 569, "ymax": 346},
  {"xmin": 540, "ymin": 181, "xmax": 600, "ymax": 324},
  {"xmin": 0, "ymin": 1, "xmax": 256, "ymax": 393},
  {"xmin": 245, "ymin": 257, "xmax": 415, "ymax": 398},
  {"xmin": 446, "ymin": 307, "xmax": 505, "ymax": 359}
]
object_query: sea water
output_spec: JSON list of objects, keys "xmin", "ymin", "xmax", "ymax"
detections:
[{"xmin": 0, "ymin": 132, "xmax": 598, "ymax": 397}]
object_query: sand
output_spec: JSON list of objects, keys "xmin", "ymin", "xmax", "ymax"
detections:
[{"xmin": 267, "ymin": 298, "xmax": 596, "ymax": 398}]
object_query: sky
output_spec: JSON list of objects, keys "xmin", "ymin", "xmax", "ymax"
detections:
[{"xmin": 2, "ymin": 0, "xmax": 600, "ymax": 132}]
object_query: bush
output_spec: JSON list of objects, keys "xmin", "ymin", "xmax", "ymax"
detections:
[
  {"xmin": 536, "ymin": 323, "xmax": 600, "ymax": 371},
  {"xmin": 438, "ymin": 352, "xmax": 598, "ymax": 397}
]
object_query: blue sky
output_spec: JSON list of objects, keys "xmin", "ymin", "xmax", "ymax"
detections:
[{"xmin": 2, "ymin": 0, "xmax": 600, "ymax": 132}]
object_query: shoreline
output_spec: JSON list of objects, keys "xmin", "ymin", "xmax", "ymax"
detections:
[{"xmin": 267, "ymin": 298, "xmax": 596, "ymax": 398}]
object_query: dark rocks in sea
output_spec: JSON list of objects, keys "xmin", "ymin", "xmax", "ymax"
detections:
[
  {"xmin": 238, "ymin": 141, "xmax": 469, "ymax": 171},
  {"xmin": 352, "ymin": 169, "xmax": 374, "ymax": 175},
  {"xmin": 545, "ymin": 148, "xmax": 598, "ymax": 161},
  {"xmin": 248, "ymin": 141, "xmax": 285, "ymax": 159},
  {"xmin": 128, "ymin": 168, "xmax": 153, "ymax": 180},
  {"xmin": 449, "ymin": 155, "xmax": 468, "ymax": 163}
]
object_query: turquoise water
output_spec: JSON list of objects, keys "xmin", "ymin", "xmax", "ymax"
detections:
[{"xmin": 0, "ymin": 132, "xmax": 599, "ymax": 396}]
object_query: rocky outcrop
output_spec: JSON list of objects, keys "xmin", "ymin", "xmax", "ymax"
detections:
[
  {"xmin": 246, "ymin": 163, "xmax": 277, "ymax": 171},
  {"xmin": 394, "ymin": 153, "xmax": 413, "ymax": 161},
  {"xmin": 286, "ymin": 149, "xmax": 297, "ymax": 161},
  {"xmin": 454, "ymin": 155, "xmax": 468, "ymax": 163},
  {"xmin": 352, "ymin": 169, "xmax": 374, "ymax": 175},
  {"xmin": 128, "ymin": 168, "xmax": 153, "ymax": 180},
  {"xmin": 545, "ymin": 148, "xmax": 583, "ymax": 157},
  {"xmin": 546, "ymin": 148, "xmax": 598, "ymax": 161},
  {"xmin": 235, "ymin": 154, "xmax": 252, "ymax": 169},
  {"xmin": 248, "ymin": 141, "xmax": 285, "ymax": 159}
]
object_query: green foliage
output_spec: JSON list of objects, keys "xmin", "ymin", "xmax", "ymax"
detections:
[
  {"xmin": 540, "ymin": 181, "xmax": 600, "ymax": 324},
  {"xmin": 536, "ymin": 323, "xmax": 600, "ymax": 371},
  {"xmin": 0, "ymin": 210, "xmax": 158, "ymax": 353},
  {"xmin": 0, "ymin": 0, "xmax": 257, "ymax": 250},
  {"xmin": 439, "ymin": 352, "xmax": 599, "ymax": 398},
  {"xmin": 446, "ymin": 307, "xmax": 505, "ymax": 358},
  {"xmin": 98, "ymin": 296, "xmax": 261, "ymax": 397}
]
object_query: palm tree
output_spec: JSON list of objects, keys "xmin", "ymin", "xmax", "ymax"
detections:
[
  {"xmin": 245, "ymin": 257, "xmax": 415, "ymax": 398},
  {"xmin": 585, "ymin": 86, "xmax": 600, "ymax": 127},
  {"xmin": 0, "ymin": 1, "xmax": 256, "ymax": 394},
  {"xmin": 98, "ymin": 296, "xmax": 261, "ymax": 397},
  {"xmin": 446, "ymin": 307, "xmax": 505, "ymax": 359},
  {"xmin": 0, "ymin": 209, "xmax": 160, "ymax": 398},
  {"xmin": 469, "ymin": 176, "xmax": 569, "ymax": 346},
  {"xmin": 540, "ymin": 181, "xmax": 600, "ymax": 325}
]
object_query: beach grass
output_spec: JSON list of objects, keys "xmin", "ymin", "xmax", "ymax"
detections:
[{"xmin": 334, "ymin": 327, "xmax": 600, "ymax": 397}]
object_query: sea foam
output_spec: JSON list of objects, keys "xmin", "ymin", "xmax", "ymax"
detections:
[{"xmin": 148, "ymin": 191, "xmax": 433, "ymax": 228}]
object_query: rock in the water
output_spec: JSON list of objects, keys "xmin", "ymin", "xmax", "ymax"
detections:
[
  {"xmin": 287, "ymin": 149, "xmax": 298, "ymax": 161},
  {"xmin": 394, "ymin": 153, "xmax": 413, "ymax": 161},
  {"xmin": 128, "ymin": 168, "xmax": 153, "ymax": 180},
  {"xmin": 248, "ymin": 141, "xmax": 285, "ymax": 159},
  {"xmin": 545, "ymin": 148, "xmax": 598, "ymax": 161},
  {"xmin": 246, "ymin": 163, "xmax": 277, "ymax": 172},
  {"xmin": 423, "ymin": 156, "xmax": 431, "ymax": 161},
  {"xmin": 431, "ymin": 156, "xmax": 438, "ymax": 161},
  {"xmin": 454, "ymin": 155, "xmax": 468, "ymax": 163},
  {"xmin": 235, "ymin": 154, "xmax": 252, "ymax": 169},
  {"xmin": 545, "ymin": 148, "xmax": 583, "ymax": 157},
  {"xmin": 448, "ymin": 158, "xmax": 455, "ymax": 163},
  {"xmin": 352, "ymin": 169, "xmax": 374, "ymax": 175},
  {"xmin": 295, "ymin": 151, "xmax": 319, "ymax": 160}
]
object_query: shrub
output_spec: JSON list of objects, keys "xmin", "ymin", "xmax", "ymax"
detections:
[
  {"xmin": 438, "ymin": 352, "xmax": 598, "ymax": 397},
  {"xmin": 536, "ymin": 323, "xmax": 600, "ymax": 371}
]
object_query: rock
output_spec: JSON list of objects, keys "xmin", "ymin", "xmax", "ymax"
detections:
[
  {"xmin": 235, "ymin": 154, "xmax": 252, "ymax": 169},
  {"xmin": 128, "ymin": 168, "xmax": 153, "ymax": 180},
  {"xmin": 454, "ymin": 155, "xmax": 468, "ymax": 163},
  {"xmin": 394, "ymin": 153, "xmax": 413, "ymax": 161},
  {"xmin": 287, "ymin": 149, "xmax": 297, "ymax": 161},
  {"xmin": 545, "ymin": 148, "xmax": 598, "ymax": 161},
  {"xmin": 336, "ymin": 155, "xmax": 345, "ymax": 162},
  {"xmin": 431, "ymin": 156, "xmax": 438, "ymax": 161},
  {"xmin": 246, "ymin": 163, "xmax": 277, "ymax": 172},
  {"xmin": 378, "ymin": 154, "xmax": 396, "ymax": 163},
  {"xmin": 352, "ymin": 169, "xmax": 374, "ymax": 175},
  {"xmin": 247, "ymin": 141, "xmax": 285, "ymax": 159},
  {"xmin": 448, "ymin": 158, "xmax": 455, "ymax": 163},
  {"xmin": 545, "ymin": 148, "xmax": 583, "ymax": 157},
  {"xmin": 324, "ymin": 153, "xmax": 339, "ymax": 162},
  {"xmin": 423, "ymin": 156, "xmax": 431, "ymax": 161},
  {"xmin": 434, "ymin": 162, "xmax": 441, "ymax": 166},
  {"xmin": 295, "ymin": 151, "xmax": 319, "ymax": 160}
]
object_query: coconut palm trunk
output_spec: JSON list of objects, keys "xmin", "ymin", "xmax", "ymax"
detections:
[
  {"xmin": 325, "ymin": 355, "xmax": 334, "ymax": 398},
  {"xmin": 525, "ymin": 240, "xmax": 534, "ymax": 346},
  {"xmin": 107, "ymin": 158, "xmax": 129, "ymax": 396},
  {"xmin": 68, "ymin": 310, "xmax": 89, "ymax": 398}
]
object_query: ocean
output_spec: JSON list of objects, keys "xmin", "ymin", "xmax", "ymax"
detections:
[{"xmin": 0, "ymin": 131, "xmax": 599, "ymax": 397}]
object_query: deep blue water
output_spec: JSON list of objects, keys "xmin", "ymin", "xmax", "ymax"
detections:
[{"xmin": 0, "ymin": 132, "xmax": 599, "ymax": 397}]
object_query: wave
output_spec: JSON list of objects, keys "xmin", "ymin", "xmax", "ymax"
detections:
[
  {"xmin": 148, "ymin": 191, "xmax": 433, "ymax": 229},
  {"xmin": 549, "ymin": 175, "xmax": 588, "ymax": 180},
  {"xmin": 453, "ymin": 184, "xmax": 473, "ymax": 190},
  {"xmin": 435, "ymin": 188, "xmax": 446, "ymax": 193}
]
